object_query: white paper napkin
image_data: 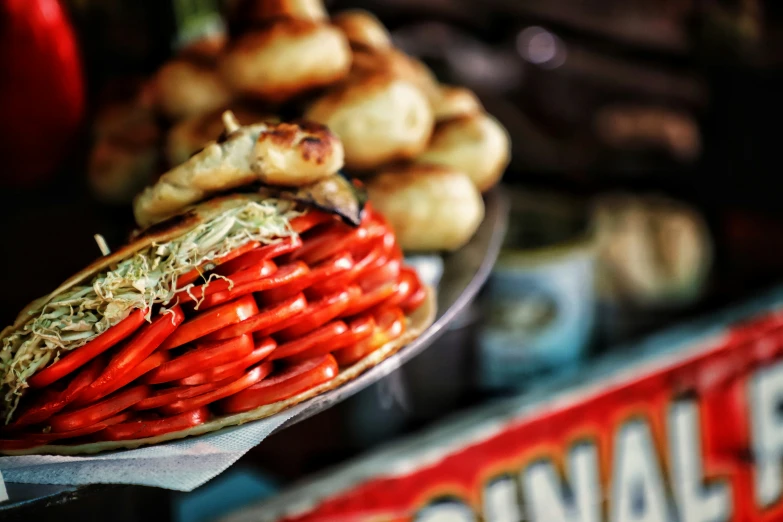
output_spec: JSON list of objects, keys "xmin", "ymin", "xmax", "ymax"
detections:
[{"xmin": 0, "ymin": 404, "xmax": 304, "ymax": 492}]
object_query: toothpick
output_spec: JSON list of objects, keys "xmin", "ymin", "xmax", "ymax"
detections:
[
  {"xmin": 94, "ymin": 234, "xmax": 111, "ymax": 256},
  {"xmin": 222, "ymin": 110, "xmax": 240, "ymax": 133}
]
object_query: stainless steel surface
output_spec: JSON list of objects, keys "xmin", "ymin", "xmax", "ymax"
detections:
[{"xmin": 274, "ymin": 187, "xmax": 510, "ymax": 431}]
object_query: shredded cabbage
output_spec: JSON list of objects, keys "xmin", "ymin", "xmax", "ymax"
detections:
[{"xmin": 0, "ymin": 198, "xmax": 300, "ymax": 422}]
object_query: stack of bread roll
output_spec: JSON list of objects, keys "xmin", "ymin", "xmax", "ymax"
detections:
[{"xmin": 87, "ymin": 0, "xmax": 511, "ymax": 253}]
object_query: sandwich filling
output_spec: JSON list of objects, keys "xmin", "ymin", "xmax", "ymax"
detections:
[{"xmin": 0, "ymin": 197, "xmax": 300, "ymax": 421}]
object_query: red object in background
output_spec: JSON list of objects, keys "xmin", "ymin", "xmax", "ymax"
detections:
[{"xmin": 0, "ymin": 0, "xmax": 85, "ymax": 187}]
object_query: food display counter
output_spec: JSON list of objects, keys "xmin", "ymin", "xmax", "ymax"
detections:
[{"xmin": 219, "ymin": 285, "xmax": 783, "ymax": 522}]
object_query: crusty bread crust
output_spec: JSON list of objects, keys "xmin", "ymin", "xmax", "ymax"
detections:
[
  {"xmin": 332, "ymin": 9, "xmax": 391, "ymax": 50},
  {"xmin": 306, "ymin": 73, "xmax": 433, "ymax": 171},
  {"xmin": 367, "ymin": 164, "xmax": 484, "ymax": 252},
  {"xmin": 415, "ymin": 112, "xmax": 511, "ymax": 192},
  {"xmin": 220, "ymin": 19, "xmax": 351, "ymax": 103},
  {"xmin": 134, "ymin": 117, "xmax": 343, "ymax": 228}
]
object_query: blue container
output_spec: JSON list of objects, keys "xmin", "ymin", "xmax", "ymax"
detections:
[{"xmin": 478, "ymin": 190, "xmax": 596, "ymax": 390}]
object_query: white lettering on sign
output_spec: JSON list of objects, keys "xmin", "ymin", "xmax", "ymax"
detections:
[
  {"xmin": 521, "ymin": 443, "xmax": 601, "ymax": 522},
  {"xmin": 0, "ymin": 472, "xmax": 7, "ymax": 503},
  {"xmin": 415, "ymin": 500, "xmax": 477, "ymax": 522},
  {"xmin": 668, "ymin": 400, "xmax": 731, "ymax": 522},
  {"xmin": 483, "ymin": 475, "xmax": 522, "ymax": 522},
  {"xmin": 750, "ymin": 360, "xmax": 783, "ymax": 508},
  {"xmin": 609, "ymin": 420, "xmax": 669, "ymax": 522}
]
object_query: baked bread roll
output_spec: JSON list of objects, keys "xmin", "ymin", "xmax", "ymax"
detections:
[
  {"xmin": 367, "ymin": 164, "xmax": 484, "ymax": 252},
  {"xmin": 154, "ymin": 37, "xmax": 233, "ymax": 120},
  {"xmin": 350, "ymin": 45, "xmax": 439, "ymax": 104},
  {"xmin": 592, "ymin": 195, "xmax": 712, "ymax": 305},
  {"xmin": 332, "ymin": 9, "xmax": 391, "ymax": 49},
  {"xmin": 166, "ymin": 106, "xmax": 279, "ymax": 167},
  {"xmin": 432, "ymin": 85, "xmax": 482, "ymax": 122},
  {"xmin": 220, "ymin": 19, "xmax": 351, "ymax": 103},
  {"xmin": 134, "ymin": 112, "xmax": 344, "ymax": 228},
  {"xmin": 305, "ymin": 72, "xmax": 434, "ymax": 171},
  {"xmin": 415, "ymin": 112, "xmax": 510, "ymax": 192}
]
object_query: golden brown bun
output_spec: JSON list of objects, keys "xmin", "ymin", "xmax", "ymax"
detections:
[
  {"xmin": 154, "ymin": 59, "xmax": 233, "ymax": 121},
  {"xmin": 253, "ymin": 120, "xmax": 344, "ymax": 186},
  {"xmin": 415, "ymin": 112, "xmax": 510, "ymax": 192},
  {"xmin": 238, "ymin": 0, "xmax": 327, "ymax": 23},
  {"xmin": 305, "ymin": 72, "xmax": 433, "ymax": 171},
  {"xmin": 350, "ymin": 45, "xmax": 439, "ymax": 104},
  {"xmin": 134, "ymin": 113, "xmax": 344, "ymax": 228},
  {"xmin": 593, "ymin": 195, "xmax": 711, "ymax": 305},
  {"xmin": 332, "ymin": 9, "xmax": 391, "ymax": 49},
  {"xmin": 367, "ymin": 164, "xmax": 484, "ymax": 252},
  {"xmin": 432, "ymin": 85, "xmax": 483, "ymax": 122},
  {"xmin": 166, "ymin": 106, "xmax": 280, "ymax": 167},
  {"xmin": 220, "ymin": 19, "xmax": 351, "ymax": 103}
]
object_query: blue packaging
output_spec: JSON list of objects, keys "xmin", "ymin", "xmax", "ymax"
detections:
[{"xmin": 478, "ymin": 190, "xmax": 596, "ymax": 389}]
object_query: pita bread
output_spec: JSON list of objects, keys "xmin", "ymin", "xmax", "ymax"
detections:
[{"xmin": 0, "ymin": 286, "xmax": 436, "ymax": 456}]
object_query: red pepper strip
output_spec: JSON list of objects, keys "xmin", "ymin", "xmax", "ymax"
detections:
[
  {"xmin": 81, "ymin": 307, "xmax": 184, "ymax": 395},
  {"xmin": 97, "ymin": 407, "xmax": 210, "ymax": 441},
  {"xmin": 0, "ymin": 412, "xmax": 134, "ymax": 450},
  {"xmin": 160, "ymin": 295, "xmax": 259, "ymax": 350},
  {"xmin": 176, "ymin": 241, "xmax": 261, "ymax": 287},
  {"xmin": 268, "ymin": 321, "xmax": 348, "ymax": 361},
  {"xmin": 286, "ymin": 315, "xmax": 376, "ymax": 362},
  {"xmin": 29, "ymin": 308, "xmax": 147, "ymax": 388},
  {"xmin": 133, "ymin": 378, "xmax": 234, "ymax": 411},
  {"xmin": 265, "ymin": 286, "xmax": 359, "ymax": 341},
  {"xmin": 207, "ymin": 294, "xmax": 307, "ymax": 341},
  {"xmin": 341, "ymin": 282, "xmax": 398, "ymax": 318},
  {"xmin": 290, "ymin": 211, "xmax": 335, "ymax": 234},
  {"xmin": 262, "ymin": 252, "xmax": 353, "ymax": 303},
  {"xmin": 197, "ymin": 262, "xmax": 308, "ymax": 310},
  {"xmin": 401, "ymin": 286, "xmax": 427, "ymax": 313},
  {"xmin": 48, "ymin": 385, "xmax": 150, "ymax": 433},
  {"xmin": 334, "ymin": 307, "xmax": 406, "ymax": 366},
  {"xmin": 307, "ymin": 233, "xmax": 394, "ymax": 296},
  {"xmin": 221, "ymin": 355, "xmax": 338, "ymax": 413},
  {"xmin": 146, "ymin": 334, "xmax": 254, "ymax": 384},
  {"xmin": 74, "ymin": 350, "xmax": 169, "ymax": 407},
  {"xmin": 177, "ymin": 337, "xmax": 277, "ymax": 385},
  {"xmin": 11, "ymin": 357, "xmax": 105, "ymax": 428},
  {"xmin": 215, "ymin": 237, "xmax": 302, "ymax": 276},
  {"xmin": 291, "ymin": 222, "xmax": 369, "ymax": 266},
  {"xmin": 177, "ymin": 261, "xmax": 277, "ymax": 304},
  {"xmin": 359, "ymin": 258, "xmax": 402, "ymax": 292},
  {"xmin": 160, "ymin": 362, "xmax": 273, "ymax": 415},
  {"xmin": 377, "ymin": 267, "xmax": 419, "ymax": 311}
]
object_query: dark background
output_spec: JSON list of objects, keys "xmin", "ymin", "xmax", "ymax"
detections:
[{"xmin": 4, "ymin": 0, "xmax": 783, "ymax": 520}]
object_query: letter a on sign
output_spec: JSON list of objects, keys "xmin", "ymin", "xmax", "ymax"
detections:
[
  {"xmin": 521, "ymin": 444, "xmax": 601, "ymax": 522},
  {"xmin": 609, "ymin": 421, "xmax": 669, "ymax": 522},
  {"xmin": 668, "ymin": 400, "xmax": 731, "ymax": 522}
]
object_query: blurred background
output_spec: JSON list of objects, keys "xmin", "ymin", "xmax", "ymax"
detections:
[{"xmin": 3, "ymin": 0, "xmax": 783, "ymax": 520}]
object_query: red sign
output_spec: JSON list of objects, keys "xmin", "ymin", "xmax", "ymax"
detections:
[{"xmin": 240, "ymin": 306, "xmax": 783, "ymax": 522}]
